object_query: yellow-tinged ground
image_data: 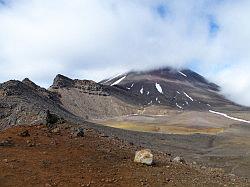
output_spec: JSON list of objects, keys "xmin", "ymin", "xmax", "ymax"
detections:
[{"xmin": 99, "ymin": 121, "xmax": 224, "ymax": 135}]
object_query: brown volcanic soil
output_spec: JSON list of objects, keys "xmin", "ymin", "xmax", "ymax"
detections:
[{"xmin": 0, "ymin": 124, "xmax": 249, "ymax": 187}]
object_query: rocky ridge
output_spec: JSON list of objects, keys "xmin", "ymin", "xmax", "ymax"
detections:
[{"xmin": 0, "ymin": 79, "xmax": 82, "ymax": 130}]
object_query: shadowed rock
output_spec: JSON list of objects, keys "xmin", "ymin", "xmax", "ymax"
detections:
[
  {"xmin": 50, "ymin": 74, "xmax": 74, "ymax": 89},
  {"xmin": 0, "ymin": 139, "xmax": 14, "ymax": 147},
  {"xmin": 18, "ymin": 130, "xmax": 30, "ymax": 137}
]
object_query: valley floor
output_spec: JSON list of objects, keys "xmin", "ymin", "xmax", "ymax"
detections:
[
  {"xmin": 0, "ymin": 124, "xmax": 249, "ymax": 187},
  {"xmin": 94, "ymin": 111, "xmax": 250, "ymax": 179}
]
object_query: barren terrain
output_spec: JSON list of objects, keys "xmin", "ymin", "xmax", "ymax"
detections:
[
  {"xmin": 94, "ymin": 110, "xmax": 250, "ymax": 179},
  {"xmin": 0, "ymin": 124, "xmax": 249, "ymax": 187}
]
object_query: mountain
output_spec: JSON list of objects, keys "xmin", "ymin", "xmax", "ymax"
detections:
[
  {"xmin": 0, "ymin": 67, "xmax": 247, "ymax": 130},
  {"xmin": 101, "ymin": 67, "xmax": 243, "ymax": 111}
]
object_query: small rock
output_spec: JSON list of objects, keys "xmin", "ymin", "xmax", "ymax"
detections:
[
  {"xmin": 172, "ymin": 156, "xmax": 186, "ymax": 164},
  {"xmin": 201, "ymin": 166, "xmax": 207, "ymax": 170},
  {"xmin": 26, "ymin": 140, "xmax": 35, "ymax": 147},
  {"xmin": 71, "ymin": 127, "xmax": 84, "ymax": 137},
  {"xmin": 18, "ymin": 130, "xmax": 30, "ymax": 137},
  {"xmin": 166, "ymin": 153, "xmax": 171, "ymax": 156},
  {"xmin": 134, "ymin": 149, "xmax": 153, "ymax": 165},
  {"xmin": 3, "ymin": 159, "xmax": 8, "ymax": 163},
  {"xmin": 31, "ymin": 119, "xmax": 47, "ymax": 126},
  {"xmin": 0, "ymin": 139, "xmax": 14, "ymax": 147},
  {"xmin": 51, "ymin": 127, "xmax": 60, "ymax": 133},
  {"xmin": 228, "ymin": 173, "xmax": 236, "ymax": 178},
  {"xmin": 165, "ymin": 178, "xmax": 171, "ymax": 182},
  {"xmin": 42, "ymin": 160, "xmax": 51, "ymax": 168},
  {"xmin": 100, "ymin": 133, "xmax": 108, "ymax": 138}
]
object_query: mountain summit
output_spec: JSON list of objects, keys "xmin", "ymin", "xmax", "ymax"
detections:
[{"xmin": 101, "ymin": 67, "xmax": 239, "ymax": 111}]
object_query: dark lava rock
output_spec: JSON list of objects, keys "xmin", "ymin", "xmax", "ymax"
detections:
[
  {"xmin": 0, "ymin": 112, "xmax": 5, "ymax": 119},
  {"xmin": 22, "ymin": 78, "xmax": 41, "ymax": 90},
  {"xmin": 26, "ymin": 140, "xmax": 35, "ymax": 147},
  {"xmin": 71, "ymin": 127, "xmax": 84, "ymax": 137},
  {"xmin": 46, "ymin": 110, "xmax": 65, "ymax": 128},
  {"xmin": 18, "ymin": 130, "xmax": 30, "ymax": 137},
  {"xmin": 50, "ymin": 74, "xmax": 74, "ymax": 89},
  {"xmin": 0, "ymin": 79, "xmax": 81, "ymax": 130},
  {"xmin": 0, "ymin": 139, "xmax": 14, "ymax": 147}
]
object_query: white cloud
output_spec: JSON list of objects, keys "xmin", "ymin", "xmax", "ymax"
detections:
[
  {"xmin": 0, "ymin": 0, "xmax": 249, "ymax": 106},
  {"xmin": 214, "ymin": 63, "xmax": 250, "ymax": 106}
]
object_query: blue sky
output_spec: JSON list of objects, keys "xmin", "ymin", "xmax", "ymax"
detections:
[
  {"xmin": 0, "ymin": 0, "xmax": 250, "ymax": 106},
  {"xmin": 156, "ymin": 4, "xmax": 169, "ymax": 18}
]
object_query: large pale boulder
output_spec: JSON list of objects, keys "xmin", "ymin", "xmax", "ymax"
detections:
[{"xmin": 134, "ymin": 149, "xmax": 153, "ymax": 165}]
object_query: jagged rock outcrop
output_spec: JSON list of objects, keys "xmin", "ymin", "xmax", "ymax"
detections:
[
  {"xmin": 50, "ymin": 74, "xmax": 107, "ymax": 96},
  {"xmin": 50, "ymin": 74, "xmax": 74, "ymax": 89},
  {"xmin": 0, "ymin": 79, "xmax": 82, "ymax": 130},
  {"xmin": 49, "ymin": 74, "xmax": 142, "ymax": 119}
]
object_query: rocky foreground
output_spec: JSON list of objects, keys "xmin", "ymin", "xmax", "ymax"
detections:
[{"xmin": 0, "ymin": 123, "xmax": 248, "ymax": 187}]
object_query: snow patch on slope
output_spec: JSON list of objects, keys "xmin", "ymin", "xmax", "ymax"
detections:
[
  {"xmin": 176, "ymin": 103, "xmax": 183, "ymax": 109},
  {"xmin": 140, "ymin": 87, "xmax": 144, "ymax": 94},
  {"xmin": 209, "ymin": 110, "xmax": 250, "ymax": 124},
  {"xmin": 148, "ymin": 101, "xmax": 152, "ymax": 105},
  {"xmin": 178, "ymin": 71, "xmax": 187, "ymax": 77},
  {"xmin": 111, "ymin": 75, "xmax": 127, "ymax": 86},
  {"xmin": 127, "ymin": 83, "xmax": 134, "ymax": 90},
  {"xmin": 155, "ymin": 83, "xmax": 163, "ymax": 94},
  {"xmin": 183, "ymin": 92, "xmax": 194, "ymax": 101}
]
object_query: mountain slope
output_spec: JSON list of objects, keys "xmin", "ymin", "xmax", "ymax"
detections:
[
  {"xmin": 48, "ymin": 74, "xmax": 144, "ymax": 119},
  {"xmin": 0, "ymin": 78, "xmax": 82, "ymax": 130},
  {"xmin": 101, "ymin": 67, "xmax": 242, "ymax": 111}
]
